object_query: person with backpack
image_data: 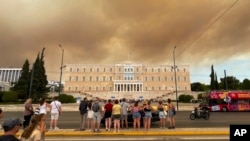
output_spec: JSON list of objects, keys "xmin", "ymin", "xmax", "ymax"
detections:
[
  {"xmin": 92, "ymin": 97, "xmax": 102, "ymax": 133},
  {"xmin": 79, "ymin": 97, "xmax": 88, "ymax": 131},
  {"xmin": 120, "ymin": 98, "xmax": 130, "ymax": 129}
]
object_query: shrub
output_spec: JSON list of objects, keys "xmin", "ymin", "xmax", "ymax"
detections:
[
  {"xmin": 2, "ymin": 91, "xmax": 18, "ymax": 102},
  {"xmin": 0, "ymin": 91, "xmax": 5, "ymax": 102},
  {"xmin": 178, "ymin": 94, "xmax": 194, "ymax": 103},
  {"xmin": 58, "ymin": 94, "xmax": 76, "ymax": 103}
]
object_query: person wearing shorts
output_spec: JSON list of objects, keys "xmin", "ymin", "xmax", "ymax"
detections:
[
  {"xmin": 120, "ymin": 98, "xmax": 130, "ymax": 129},
  {"xmin": 49, "ymin": 96, "xmax": 62, "ymax": 130},
  {"xmin": 92, "ymin": 98, "xmax": 102, "ymax": 133},
  {"xmin": 112, "ymin": 100, "xmax": 121, "ymax": 133},
  {"xmin": 104, "ymin": 99, "xmax": 113, "ymax": 131},
  {"xmin": 158, "ymin": 101, "xmax": 166, "ymax": 128},
  {"xmin": 87, "ymin": 100, "xmax": 93, "ymax": 131},
  {"xmin": 132, "ymin": 101, "xmax": 141, "ymax": 130}
]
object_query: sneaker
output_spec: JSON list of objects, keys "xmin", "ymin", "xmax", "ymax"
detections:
[
  {"xmin": 49, "ymin": 127, "xmax": 53, "ymax": 130},
  {"xmin": 96, "ymin": 129, "xmax": 101, "ymax": 133},
  {"xmin": 54, "ymin": 127, "xmax": 60, "ymax": 130}
]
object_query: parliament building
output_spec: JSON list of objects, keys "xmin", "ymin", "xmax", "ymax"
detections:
[{"xmin": 63, "ymin": 61, "xmax": 191, "ymax": 100}]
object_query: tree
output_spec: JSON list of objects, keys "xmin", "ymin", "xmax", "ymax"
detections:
[
  {"xmin": 215, "ymin": 73, "xmax": 219, "ymax": 90},
  {"xmin": 210, "ymin": 65, "xmax": 215, "ymax": 90},
  {"xmin": 12, "ymin": 59, "xmax": 30, "ymax": 99},
  {"xmin": 241, "ymin": 79, "xmax": 250, "ymax": 90},
  {"xmin": 220, "ymin": 76, "xmax": 240, "ymax": 90},
  {"xmin": 191, "ymin": 82, "xmax": 207, "ymax": 91},
  {"xmin": 29, "ymin": 48, "xmax": 49, "ymax": 100}
]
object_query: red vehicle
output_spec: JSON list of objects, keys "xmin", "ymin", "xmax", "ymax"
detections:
[{"xmin": 208, "ymin": 90, "xmax": 250, "ymax": 112}]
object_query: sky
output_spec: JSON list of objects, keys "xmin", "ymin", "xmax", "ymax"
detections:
[{"xmin": 0, "ymin": 0, "xmax": 250, "ymax": 85}]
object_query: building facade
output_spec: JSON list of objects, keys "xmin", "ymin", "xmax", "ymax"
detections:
[
  {"xmin": 0, "ymin": 68, "xmax": 22, "ymax": 91},
  {"xmin": 63, "ymin": 62, "xmax": 191, "ymax": 100},
  {"xmin": 0, "ymin": 68, "xmax": 22, "ymax": 83}
]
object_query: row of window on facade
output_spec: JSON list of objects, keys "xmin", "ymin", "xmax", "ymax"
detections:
[
  {"xmin": 67, "ymin": 85, "xmax": 188, "ymax": 91},
  {"xmin": 68, "ymin": 76, "xmax": 188, "ymax": 82},
  {"xmin": 69, "ymin": 67, "xmax": 186, "ymax": 73}
]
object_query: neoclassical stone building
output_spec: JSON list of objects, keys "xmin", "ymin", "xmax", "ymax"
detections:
[{"xmin": 63, "ymin": 61, "xmax": 191, "ymax": 100}]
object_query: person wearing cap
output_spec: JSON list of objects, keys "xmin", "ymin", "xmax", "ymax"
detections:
[{"xmin": 0, "ymin": 118, "xmax": 22, "ymax": 141}]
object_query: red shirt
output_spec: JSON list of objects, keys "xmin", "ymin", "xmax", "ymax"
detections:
[{"xmin": 104, "ymin": 103, "xmax": 113, "ymax": 112}]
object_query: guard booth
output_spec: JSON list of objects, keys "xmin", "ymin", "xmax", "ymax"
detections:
[
  {"xmin": 111, "ymin": 96, "xmax": 116, "ymax": 100},
  {"xmin": 139, "ymin": 96, "xmax": 144, "ymax": 102},
  {"xmin": 76, "ymin": 97, "xmax": 81, "ymax": 104}
]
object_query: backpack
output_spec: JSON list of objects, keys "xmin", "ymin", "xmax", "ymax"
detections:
[
  {"xmin": 34, "ymin": 107, "xmax": 40, "ymax": 115},
  {"xmin": 92, "ymin": 102, "xmax": 100, "ymax": 112}
]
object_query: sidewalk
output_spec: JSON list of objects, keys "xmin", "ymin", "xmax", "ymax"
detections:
[
  {"xmin": 0, "ymin": 103, "xmax": 199, "ymax": 111},
  {"xmin": 0, "ymin": 128, "xmax": 229, "ymax": 136}
]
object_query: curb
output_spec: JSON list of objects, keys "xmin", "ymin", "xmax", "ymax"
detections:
[
  {"xmin": 0, "ymin": 131, "xmax": 229, "ymax": 137},
  {"xmin": 43, "ymin": 131, "xmax": 229, "ymax": 136}
]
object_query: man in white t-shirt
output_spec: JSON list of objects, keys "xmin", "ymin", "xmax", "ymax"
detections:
[{"xmin": 49, "ymin": 96, "xmax": 62, "ymax": 130}]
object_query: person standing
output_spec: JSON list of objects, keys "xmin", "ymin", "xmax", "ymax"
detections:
[
  {"xmin": 0, "ymin": 118, "xmax": 22, "ymax": 141},
  {"xmin": 0, "ymin": 108, "xmax": 2, "ymax": 130},
  {"xmin": 0, "ymin": 108, "xmax": 3, "ymax": 119},
  {"xmin": 79, "ymin": 97, "xmax": 88, "ymax": 131},
  {"xmin": 167, "ymin": 98, "xmax": 176, "ymax": 129},
  {"xmin": 92, "ymin": 97, "xmax": 102, "ymax": 133},
  {"xmin": 120, "ymin": 98, "xmax": 130, "ymax": 129},
  {"xmin": 49, "ymin": 96, "xmax": 62, "ymax": 130},
  {"xmin": 132, "ymin": 101, "xmax": 141, "ymax": 131},
  {"xmin": 38, "ymin": 98, "xmax": 49, "ymax": 140},
  {"xmin": 104, "ymin": 99, "xmax": 113, "ymax": 131},
  {"xmin": 112, "ymin": 99, "xmax": 121, "ymax": 133},
  {"xmin": 86, "ymin": 100, "xmax": 93, "ymax": 131},
  {"xmin": 23, "ymin": 98, "xmax": 34, "ymax": 129},
  {"xmin": 143, "ymin": 100, "xmax": 152, "ymax": 131},
  {"xmin": 157, "ymin": 101, "xmax": 166, "ymax": 128}
]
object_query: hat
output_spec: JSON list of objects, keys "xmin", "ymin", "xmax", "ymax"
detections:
[{"xmin": 2, "ymin": 118, "xmax": 22, "ymax": 131}]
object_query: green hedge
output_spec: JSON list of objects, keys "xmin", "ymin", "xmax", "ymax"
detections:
[
  {"xmin": 2, "ymin": 91, "xmax": 18, "ymax": 102},
  {"xmin": 178, "ymin": 94, "xmax": 194, "ymax": 103},
  {"xmin": 58, "ymin": 94, "xmax": 76, "ymax": 103}
]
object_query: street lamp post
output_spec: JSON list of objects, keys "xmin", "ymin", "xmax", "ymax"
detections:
[
  {"xmin": 59, "ymin": 44, "xmax": 64, "ymax": 95},
  {"xmin": 173, "ymin": 46, "xmax": 179, "ymax": 110}
]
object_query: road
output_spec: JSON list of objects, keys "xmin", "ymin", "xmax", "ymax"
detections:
[{"xmin": 1, "ymin": 111, "xmax": 250, "ymax": 129}]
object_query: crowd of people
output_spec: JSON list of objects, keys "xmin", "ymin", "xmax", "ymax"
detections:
[
  {"xmin": 78, "ymin": 97, "xmax": 176, "ymax": 133},
  {"xmin": 0, "ymin": 96, "xmax": 176, "ymax": 141},
  {"xmin": 0, "ymin": 96, "xmax": 61, "ymax": 141}
]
